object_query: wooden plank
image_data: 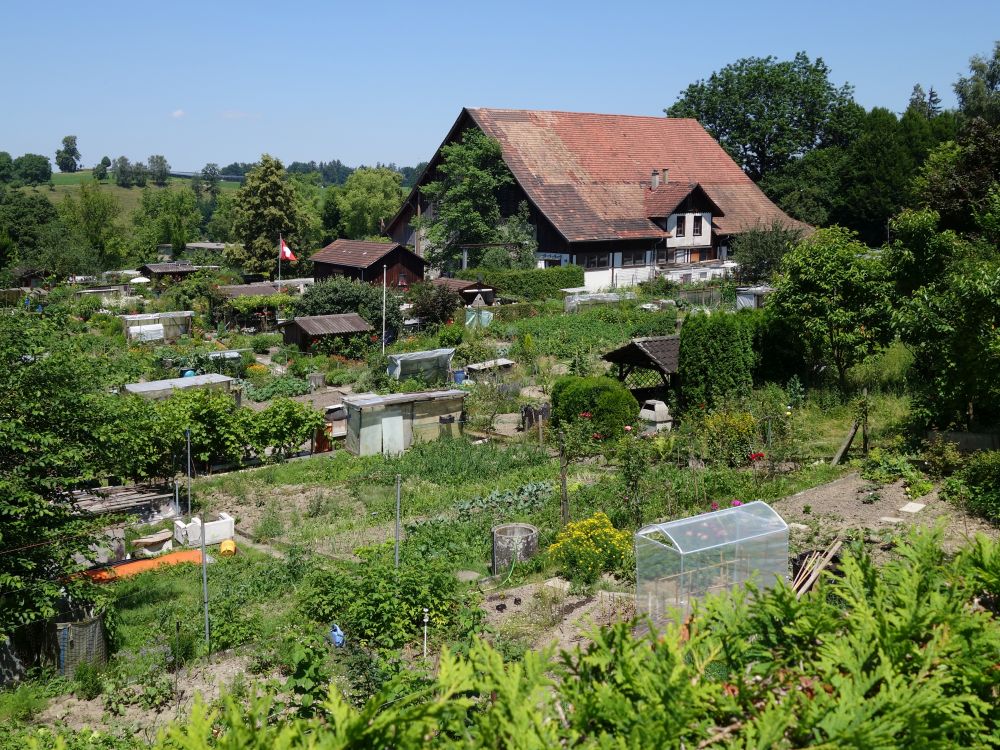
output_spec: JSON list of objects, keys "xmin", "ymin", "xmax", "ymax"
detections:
[{"xmin": 831, "ymin": 421, "xmax": 859, "ymax": 466}]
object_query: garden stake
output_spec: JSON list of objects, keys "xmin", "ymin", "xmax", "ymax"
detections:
[
  {"xmin": 394, "ymin": 474, "xmax": 401, "ymax": 568},
  {"xmin": 422, "ymin": 608, "xmax": 429, "ymax": 658},
  {"xmin": 559, "ymin": 431, "xmax": 569, "ymax": 525}
]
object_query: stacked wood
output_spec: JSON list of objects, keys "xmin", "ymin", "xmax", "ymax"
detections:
[
  {"xmin": 71, "ymin": 485, "xmax": 173, "ymax": 515},
  {"xmin": 791, "ymin": 539, "xmax": 842, "ymax": 598}
]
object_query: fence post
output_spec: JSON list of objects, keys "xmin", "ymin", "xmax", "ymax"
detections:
[
  {"xmin": 559, "ymin": 431, "xmax": 569, "ymax": 526},
  {"xmin": 394, "ymin": 474, "xmax": 402, "ymax": 568}
]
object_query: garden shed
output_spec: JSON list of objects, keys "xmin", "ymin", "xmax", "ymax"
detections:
[
  {"xmin": 635, "ymin": 501, "xmax": 788, "ymax": 626},
  {"xmin": 280, "ymin": 313, "xmax": 374, "ymax": 352},
  {"xmin": 343, "ymin": 389, "xmax": 466, "ymax": 456},
  {"xmin": 735, "ymin": 286, "xmax": 773, "ymax": 310},
  {"xmin": 386, "ymin": 348, "xmax": 455, "ymax": 381},
  {"xmin": 603, "ymin": 335, "xmax": 679, "ymax": 401}
]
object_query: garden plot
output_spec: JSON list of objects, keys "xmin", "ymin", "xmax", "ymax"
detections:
[{"xmin": 773, "ymin": 471, "xmax": 998, "ymax": 553}]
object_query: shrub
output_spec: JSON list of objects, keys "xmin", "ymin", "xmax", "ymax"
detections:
[
  {"xmin": 294, "ymin": 277, "xmax": 401, "ymax": 338},
  {"xmin": 952, "ymin": 451, "xmax": 1000, "ymax": 523},
  {"xmin": 438, "ymin": 323, "xmax": 463, "ymax": 347},
  {"xmin": 701, "ymin": 409, "xmax": 758, "ymax": 467},
  {"xmin": 679, "ymin": 310, "xmax": 755, "ymax": 410},
  {"xmin": 243, "ymin": 375, "xmax": 311, "ymax": 402},
  {"xmin": 250, "ymin": 333, "xmax": 281, "ymax": 354},
  {"xmin": 922, "ymin": 434, "xmax": 965, "ymax": 478},
  {"xmin": 551, "ymin": 376, "xmax": 639, "ymax": 439},
  {"xmin": 456, "ymin": 264, "xmax": 584, "ymax": 301},
  {"xmin": 407, "ymin": 282, "xmax": 463, "ymax": 325},
  {"xmin": 73, "ymin": 660, "xmax": 104, "ymax": 700},
  {"xmin": 548, "ymin": 512, "xmax": 631, "ymax": 585}
]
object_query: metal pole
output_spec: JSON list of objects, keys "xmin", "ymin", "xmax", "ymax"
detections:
[
  {"xmin": 185, "ymin": 428, "xmax": 192, "ymax": 516},
  {"xmin": 394, "ymin": 473, "xmax": 401, "ymax": 568},
  {"xmin": 200, "ymin": 510, "xmax": 210, "ymax": 652},
  {"xmin": 277, "ymin": 234, "xmax": 282, "ymax": 293},
  {"xmin": 381, "ymin": 264, "xmax": 387, "ymax": 354},
  {"xmin": 422, "ymin": 608, "xmax": 429, "ymax": 659}
]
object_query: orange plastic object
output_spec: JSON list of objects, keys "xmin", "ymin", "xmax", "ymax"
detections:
[{"xmin": 84, "ymin": 549, "xmax": 204, "ymax": 582}]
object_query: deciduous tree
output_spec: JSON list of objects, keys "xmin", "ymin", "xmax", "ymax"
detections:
[
  {"xmin": 955, "ymin": 40, "xmax": 1000, "ymax": 125},
  {"xmin": 147, "ymin": 154, "xmax": 170, "ymax": 187},
  {"xmin": 666, "ymin": 52, "xmax": 856, "ymax": 181},
  {"xmin": 54, "ymin": 135, "xmax": 81, "ymax": 173},
  {"xmin": 729, "ymin": 219, "xmax": 804, "ymax": 283},
  {"xmin": 335, "ymin": 167, "xmax": 404, "ymax": 239},
  {"xmin": 13, "ymin": 153, "xmax": 52, "ymax": 185}
]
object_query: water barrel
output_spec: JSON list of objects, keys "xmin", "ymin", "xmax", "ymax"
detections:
[
  {"xmin": 454, "ymin": 369, "xmax": 466, "ymax": 384},
  {"xmin": 491, "ymin": 523, "xmax": 539, "ymax": 576}
]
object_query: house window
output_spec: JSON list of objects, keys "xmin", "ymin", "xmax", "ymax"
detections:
[
  {"xmin": 655, "ymin": 249, "xmax": 671, "ymax": 265},
  {"xmin": 622, "ymin": 250, "xmax": 646, "ymax": 267},
  {"xmin": 584, "ymin": 253, "xmax": 610, "ymax": 269},
  {"xmin": 675, "ymin": 215, "xmax": 686, "ymax": 237},
  {"xmin": 693, "ymin": 215, "xmax": 703, "ymax": 237}
]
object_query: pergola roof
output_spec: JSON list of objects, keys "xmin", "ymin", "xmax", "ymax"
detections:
[{"xmin": 603, "ymin": 336, "xmax": 679, "ymax": 376}]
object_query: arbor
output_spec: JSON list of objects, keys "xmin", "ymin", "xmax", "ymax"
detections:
[
  {"xmin": 229, "ymin": 154, "xmax": 306, "ymax": 277},
  {"xmin": 729, "ymin": 219, "xmax": 804, "ymax": 283},
  {"xmin": 13, "ymin": 153, "xmax": 52, "ymax": 185},
  {"xmin": 294, "ymin": 277, "xmax": 402, "ymax": 339},
  {"xmin": 954, "ymin": 40, "xmax": 1000, "ymax": 125},
  {"xmin": 770, "ymin": 227, "xmax": 891, "ymax": 393},
  {"xmin": 882, "ymin": 208, "xmax": 968, "ymax": 299},
  {"xmin": 418, "ymin": 129, "xmax": 514, "ymax": 269},
  {"xmin": 147, "ymin": 154, "xmax": 170, "ymax": 187},
  {"xmin": 666, "ymin": 52, "xmax": 856, "ymax": 181},
  {"xmin": 200, "ymin": 163, "xmax": 221, "ymax": 200},
  {"xmin": 55, "ymin": 135, "xmax": 81, "ymax": 173},
  {"xmin": 335, "ymin": 167, "xmax": 404, "ymax": 239},
  {"xmin": 111, "ymin": 156, "xmax": 133, "ymax": 187}
]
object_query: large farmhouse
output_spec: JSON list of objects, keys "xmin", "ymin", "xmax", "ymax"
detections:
[{"xmin": 387, "ymin": 108, "xmax": 808, "ymax": 291}]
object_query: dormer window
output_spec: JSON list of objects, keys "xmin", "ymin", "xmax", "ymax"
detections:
[
  {"xmin": 676, "ymin": 215, "xmax": 686, "ymax": 237},
  {"xmin": 693, "ymin": 215, "xmax": 703, "ymax": 237}
]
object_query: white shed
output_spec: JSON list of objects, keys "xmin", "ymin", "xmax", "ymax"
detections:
[{"xmin": 343, "ymin": 389, "xmax": 466, "ymax": 456}]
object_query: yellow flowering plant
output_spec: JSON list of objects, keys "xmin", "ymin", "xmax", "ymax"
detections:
[{"xmin": 548, "ymin": 512, "xmax": 632, "ymax": 585}]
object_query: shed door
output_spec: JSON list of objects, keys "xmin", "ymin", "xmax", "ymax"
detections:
[{"xmin": 381, "ymin": 406, "xmax": 405, "ymax": 456}]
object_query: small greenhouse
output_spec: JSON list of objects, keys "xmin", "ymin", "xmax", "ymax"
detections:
[{"xmin": 635, "ymin": 501, "xmax": 788, "ymax": 626}]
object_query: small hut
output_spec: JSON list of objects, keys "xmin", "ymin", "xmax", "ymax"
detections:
[
  {"xmin": 602, "ymin": 335, "xmax": 679, "ymax": 402},
  {"xmin": 280, "ymin": 313, "xmax": 374, "ymax": 352},
  {"xmin": 431, "ymin": 277, "xmax": 497, "ymax": 306},
  {"xmin": 343, "ymin": 390, "xmax": 466, "ymax": 456}
]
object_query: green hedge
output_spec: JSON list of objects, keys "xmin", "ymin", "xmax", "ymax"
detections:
[
  {"xmin": 456, "ymin": 265, "xmax": 584, "ymax": 301},
  {"xmin": 953, "ymin": 451, "xmax": 1000, "ymax": 523},
  {"xmin": 679, "ymin": 311, "xmax": 755, "ymax": 410},
  {"xmin": 551, "ymin": 375, "xmax": 639, "ymax": 438}
]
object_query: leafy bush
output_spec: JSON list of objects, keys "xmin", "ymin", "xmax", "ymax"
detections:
[
  {"xmin": 862, "ymin": 448, "xmax": 933, "ymax": 498},
  {"xmin": 0, "ymin": 681, "xmax": 49, "ymax": 722},
  {"xmin": 548, "ymin": 512, "xmax": 631, "ymax": 585},
  {"xmin": 294, "ymin": 277, "xmax": 402, "ymax": 338},
  {"xmin": 438, "ymin": 323, "xmax": 463, "ymax": 347},
  {"xmin": 457, "ymin": 264, "xmax": 583, "ymax": 301},
  {"xmin": 244, "ymin": 362, "xmax": 271, "ymax": 386},
  {"xmin": 73, "ymin": 659, "xmax": 104, "ymax": 700},
  {"xmin": 551, "ymin": 375, "xmax": 638, "ymax": 439},
  {"xmin": 407, "ymin": 282, "xmax": 463, "ymax": 325},
  {"xmin": 949, "ymin": 451, "xmax": 1000, "ymax": 523},
  {"xmin": 250, "ymin": 398, "xmax": 324, "ymax": 459},
  {"xmin": 250, "ymin": 333, "xmax": 281, "ymax": 354},
  {"xmin": 922, "ymin": 433, "xmax": 965, "ymax": 478},
  {"xmin": 700, "ymin": 409, "xmax": 758, "ymax": 466}
]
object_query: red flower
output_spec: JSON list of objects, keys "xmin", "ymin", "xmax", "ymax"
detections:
[
  {"xmin": 370, "ymin": 334, "xmax": 379, "ymax": 342},
  {"xmin": 710, "ymin": 502, "xmax": 719, "ymax": 511},
  {"xmin": 579, "ymin": 411, "xmax": 592, "ymax": 419},
  {"xmin": 591, "ymin": 432, "xmax": 603, "ymax": 440},
  {"xmin": 749, "ymin": 452, "xmax": 765, "ymax": 462}
]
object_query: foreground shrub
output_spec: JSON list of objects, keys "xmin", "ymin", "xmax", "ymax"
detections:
[
  {"xmin": 548, "ymin": 511, "xmax": 631, "ymax": 585},
  {"xmin": 948, "ymin": 450, "xmax": 1000, "ymax": 523}
]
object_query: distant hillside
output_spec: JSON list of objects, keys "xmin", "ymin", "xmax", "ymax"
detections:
[{"xmin": 39, "ymin": 170, "xmax": 238, "ymax": 214}]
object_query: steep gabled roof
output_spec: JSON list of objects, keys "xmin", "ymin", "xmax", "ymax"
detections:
[
  {"xmin": 311, "ymin": 240, "xmax": 427, "ymax": 270},
  {"xmin": 645, "ymin": 182, "xmax": 725, "ymax": 219},
  {"xmin": 390, "ymin": 108, "xmax": 807, "ymax": 243}
]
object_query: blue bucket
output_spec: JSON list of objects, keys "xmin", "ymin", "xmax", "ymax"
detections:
[{"xmin": 454, "ymin": 369, "xmax": 466, "ymax": 384}]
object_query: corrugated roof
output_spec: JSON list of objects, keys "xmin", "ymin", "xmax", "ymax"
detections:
[
  {"xmin": 460, "ymin": 108, "xmax": 809, "ymax": 241},
  {"xmin": 431, "ymin": 277, "xmax": 495, "ymax": 292},
  {"xmin": 140, "ymin": 262, "xmax": 219, "ymax": 274},
  {"xmin": 288, "ymin": 313, "xmax": 374, "ymax": 336},
  {"xmin": 124, "ymin": 373, "xmax": 233, "ymax": 394},
  {"xmin": 342, "ymin": 389, "xmax": 467, "ymax": 409},
  {"xmin": 219, "ymin": 283, "xmax": 283, "ymax": 298},
  {"xmin": 603, "ymin": 336, "xmax": 680, "ymax": 375},
  {"xmin": 311, "ymin": 240, "xmax": 427, "ymax": 269}
]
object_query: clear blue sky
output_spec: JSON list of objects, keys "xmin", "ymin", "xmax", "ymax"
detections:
[{"xmin": 2, "ymin": 0, "xmax": 997, "ymax": 171}]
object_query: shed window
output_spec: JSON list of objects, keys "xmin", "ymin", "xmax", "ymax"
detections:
[
  {"xmin": 622, "ymin": 250, "xmax": 647, "ymax": 267},
  {"xmin": 693, "ymin": 215, "xmax": 703, "ymax": 236},
  {"xmin": 675, "ymin": 215, "xmax": 686, "ymax": 237},
  {"xmin": 584, "ymin": 253, "xmax": 610, "ymax": 269}
]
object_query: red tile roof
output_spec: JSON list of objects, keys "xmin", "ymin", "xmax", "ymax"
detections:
[
  {"xmin": 464, "ymin": 109, "xmax": 808, "ymax": 241},
  {"xmin": 311, "ymin": 240, "xmax": 427, "ymax": 269}
]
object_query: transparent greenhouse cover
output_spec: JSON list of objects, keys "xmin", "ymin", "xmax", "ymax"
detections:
[{"xmin": 636, "ymin": 501, "xmax": 787, "ymax": 554}]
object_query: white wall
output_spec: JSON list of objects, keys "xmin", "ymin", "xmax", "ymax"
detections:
[{"xmin": 665, "ymin": 212, "xmax": 712, "ymax": 248}]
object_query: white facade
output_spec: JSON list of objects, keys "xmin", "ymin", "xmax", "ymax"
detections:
[{"xmin": 665, "ymin": 212, "xmax": 713, "ymax": 248}]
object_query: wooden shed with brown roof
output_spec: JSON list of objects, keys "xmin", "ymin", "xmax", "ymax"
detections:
[
  {"xmin": 430, "ymin": 277, "xmax": 496, "ymax": 305},
  {"xmin": 280, "ymin": 313, "xmax": 375, "ymax": 352},
  {"xmin": 311, "ymin": 240, "xmax": 427, "ymax": 289}
]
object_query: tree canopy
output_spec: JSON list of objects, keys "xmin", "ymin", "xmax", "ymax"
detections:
[
  {"xmin": 666, "ymin": 52, "xmax": 856, "ymax": 182},
  {"xmin": 954, "ymin": 40, "xmax": 1000, "ymax": 125},
  {"xmin": 54, "ymin": 135, "xmax": 81, "ymax": 173},
  {"xmin": 335, "ymin": 167, "xmax": 405, "ymax": 239},
  {"xmin": 294, "ymin": 277, "xmax": 403, "ymax": 340}
]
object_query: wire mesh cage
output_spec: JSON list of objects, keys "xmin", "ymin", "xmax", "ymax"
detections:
[{"xmin": 635, "ymin": 501, "xmax": 788, "ymax": 626}]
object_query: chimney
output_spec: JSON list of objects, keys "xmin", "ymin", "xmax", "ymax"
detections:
[
  {"xmin": 651, "ymin": 169, "xmax": 660, "ymax": 190},
  {"xmin": 662, "ymin": 167, "xmax": 670, "ymax": 184}
]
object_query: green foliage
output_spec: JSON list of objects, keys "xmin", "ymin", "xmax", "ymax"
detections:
[
  {"xmin": 406, "ymin": 282, "xmax": 462, "ymax": 326},
  {"xmin": 250, "ymin": 332, "xmax": 281, "ymax": 353},
  {"xmin": 954, "ymin": 40, "xmax": 1000, "ymax": 125},
  {"xmin": 456, "ymin": 264, "xmax": 583, "ymax": 301},
  {"xmin": 551, "ymin": 375, "xmax": 639, "ymax": 439},
  {"xmin": 418, "ymin": 129, "xmax": 514, "ymax": 269},
  {"xmin": 679, "ymin": 310, "xmax": 755, "ymax": 409},
  {"xmin": 455, "ymin": 482, "xmax": 551, "ymax": 522},
  {"xmin": 0, "ymin": 681, "xmax": 50, "ymax": 722},
  {"xmin": 300, "ymin": 558, "xmax": 470, "ymax": 651},
  {"xmin": 667, "ymin": 51, "xmax": 856, "ymax": 181},
  {"xmin": 335, "ymin": 167, "xmax": 404, "ymax": 239},
  {"xmin": 250, "ymin": 398, "xmax": 324, "ymax": 459},
  {"xmin": 155, "ymin": 387, "xmax": 250, "ymax": 466},
  {"xmin": 243, "ymin": 374, "xmax": 310, "ymax": 402},
  {"xmin": 700, "ymin": 408, "xmax": 759, "ymax": 466},
  {"xmin": 437, "ymin": 322, "xmax": 463, "ymax": 347},
  {"xmin": 730, "ymin": 219, "xmax": 804, "ymax": 283},
  {"xmin": 770, "ymin": 226, "xmax": 892, "ymax": 393},
  {"xmin": 506, "ymin": 304, "xmax": 675, "ymax": 358},
  {"xmin": 13, "ymin": 153, "xmax": 53, "ymax": 185},
  {"xmin": 946, "ymin": 451, "xmax": 1000, "ymax": 523},
  {"xmin": 294, "ymin": 277, "xmax": 402, "ymax": 339},
  {"xmin": 861, "ymin": 448, "xmax": 932, "ymax": 497},
  {"xmin": 921, "ymin": 434, "xmax": 965, "ymax": 479},
  {"xmin": 73, "ymin": 659, "xmax": 105, "ymax": 700}
]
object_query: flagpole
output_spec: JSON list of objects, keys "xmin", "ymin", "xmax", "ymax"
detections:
[{"xmin": 277, "ymin": 234, "xmax": 282, "ymax": 293}]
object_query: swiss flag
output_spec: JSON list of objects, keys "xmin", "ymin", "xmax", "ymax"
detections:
[{"xmin": 279, "ymin": 238, "xmax": 297, "ymax": 261}]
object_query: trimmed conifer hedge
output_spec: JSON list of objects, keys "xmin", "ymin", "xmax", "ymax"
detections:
[{"xmin": 456, "ymin": 265, "xmax": 584, "ymax": 301}]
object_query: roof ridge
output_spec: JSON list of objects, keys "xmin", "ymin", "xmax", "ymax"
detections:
[{"xmin": 468, "ymin": 107, "xmax": 701, "ymax": 124}]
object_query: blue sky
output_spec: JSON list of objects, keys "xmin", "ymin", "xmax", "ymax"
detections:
[{"xmin": 2, "ymin": 0, "xmax": 997, "ymax": 171}]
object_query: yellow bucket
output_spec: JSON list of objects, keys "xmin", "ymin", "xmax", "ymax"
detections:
[{"xmin": 219, "ymin": 539, "xmax": 237, "ymax": 557}]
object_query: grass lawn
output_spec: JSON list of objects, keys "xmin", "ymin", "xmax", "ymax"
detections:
[
  {"xmin": 34, "ymin": 171, "xmax": 239, "ymax": 215},
  {"xmin": 793, "ymin": 392, "xmax": 909, "ymax": 460}
]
